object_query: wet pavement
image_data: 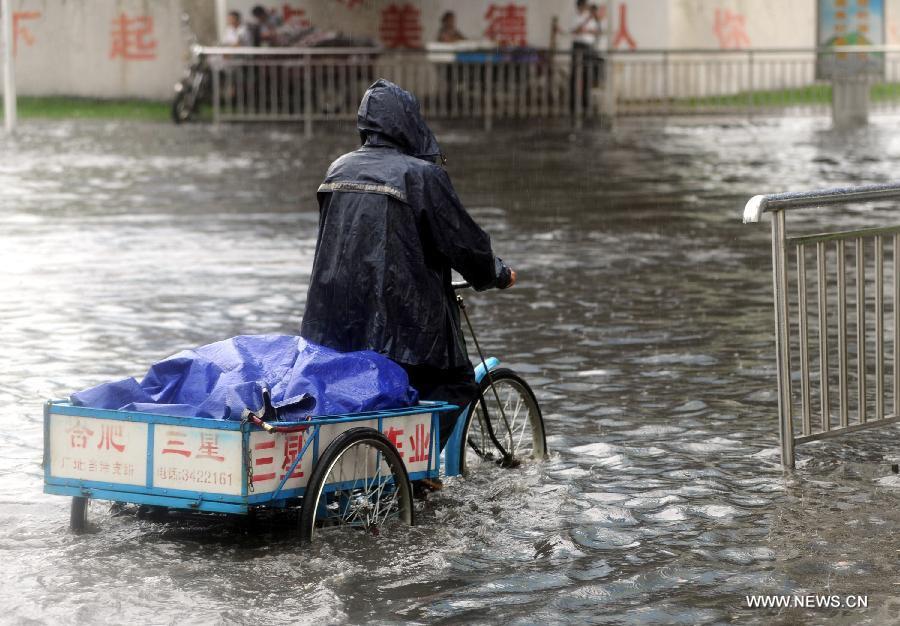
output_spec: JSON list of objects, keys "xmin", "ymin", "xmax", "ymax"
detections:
[{"xmin": 4, "ymin": 117, "xmax": 900, "ymax": 624}]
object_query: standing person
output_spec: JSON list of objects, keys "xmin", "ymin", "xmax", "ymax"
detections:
[
  {"xmin": 589, "ymin": 3, "xmax": 607, "ymax": 87},
  {"xmin": 221, "ymin": 11, "xmax": 251, "ymax": 47},
  {"xmin": 300, "ymin": 79, "xmax": 516, "ymax": 478},
  {"xmin": 249, "ymin": 5, "xmax": 282, "ymax": 46},
  {"xmin": 437, "ymin": 11, "xmax": 466, "ymax": 43},
  {"xmin": 566, "ymin": 0, "xmax": 599, "ymax": 113}
]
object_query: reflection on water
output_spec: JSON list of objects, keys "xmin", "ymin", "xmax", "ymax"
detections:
[{"xmin": 5, "ymin": 118, "xmax": 900, "ymax": 624}]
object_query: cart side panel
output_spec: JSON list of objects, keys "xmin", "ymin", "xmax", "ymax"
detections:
[
  {"xmin": 379, "ymin": 411, "xmax": 438, "ymax": 479},
  {"xmin": 152, "ymin": 425, "xmax": 243, "ymax": 496},
  {"xmin": 48, "ymin": 413, "xmax": 149, "ymax": 486},
  {"xmin": 247, "ymin": 429, "xmax": 317, "ymax": 493}
]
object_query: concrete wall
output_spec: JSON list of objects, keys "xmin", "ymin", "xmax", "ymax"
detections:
[
  {"xmin": 4, "ymin": 0, "xmax": 198, "ymax": 99},
  {"xmin": 226, "ymin": 0, "xmax": 669, "ymax": 51},
  {"xmin": 1, "ymin": 1, "xmax": 898, "ymax": 100}
]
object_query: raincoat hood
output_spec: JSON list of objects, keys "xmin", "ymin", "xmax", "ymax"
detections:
[{"xmin": 357, "ymin": 79, "xmax": 441, "ymax": 160}]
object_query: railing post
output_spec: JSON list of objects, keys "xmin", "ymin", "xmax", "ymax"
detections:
[
  {"xmin": 662, "ymin": 51, "xmax": 670, "ymax": 115},
  {"xmin": 772, "ymin": 210, "xmax": 795, "ymax": 468},
  {"xmin": 747, "ymin": 50, "xmax": 754, "ymax": 120},
  {"xmin": 211, "ymin": 57, "xmax": 221, "ymax": 125},
  {"xmin": 303, "ymin": 54, "xmax": 313, "ymax": 138},
  {"xmin": 2, "ymin": 0, "xmax": 16, "ymax": 132},
  {"xmin": 605, "ymin": 53, "xmax": 617, "ymax": 127},
  {"xmin": 894, "ymin": 233, "xmax": 900, "ymax": 416},
  {"xmin": 484, "ymin": 56, "xmax": 493, "ymax": 132},
  {"xmin": 797, "ymin": 244, "xmax": 811, "ymax": 436},
  {"xmin": 573, "ymin": 49, "xmax": 583, "ymax": 131}
]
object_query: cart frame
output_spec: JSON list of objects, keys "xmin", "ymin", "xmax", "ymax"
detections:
[{"xmin": 43, "ymin": 400, "xmax": 455, "ymax": 516}]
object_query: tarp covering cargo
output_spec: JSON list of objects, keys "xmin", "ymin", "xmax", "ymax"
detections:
[{"xmin": 70, "ymin": 335, "xmax": 419, "ymax": 420}]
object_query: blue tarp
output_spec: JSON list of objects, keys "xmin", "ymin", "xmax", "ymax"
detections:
[{"xmin": 70, "ymin": 335, "xmax": 419, "ymax": 421}]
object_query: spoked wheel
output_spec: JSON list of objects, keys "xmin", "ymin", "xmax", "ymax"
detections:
[
  {"xmin": 460, "ymin": 368, "xmax": 547, "ymax": 474},
  {"xmin": 70, "ymin": 496, "xmax": 89, "ymax": 533},
  {"xmin": 299, "ymin": 427, "xmax": 413, "ymax": 542}
]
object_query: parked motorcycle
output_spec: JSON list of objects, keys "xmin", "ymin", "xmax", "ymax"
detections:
[
  {"xmin": 171, "ymin": 12, "xmax": 378, "ymax": 124},
  {"xmin": 172, "ymin": 43, "xmax": 210, "ymax": 124}
]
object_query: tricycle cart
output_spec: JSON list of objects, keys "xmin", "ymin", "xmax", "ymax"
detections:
[
  {"xmin": 44, "ymin": 360, "xmax": 546, "ymax": 541},
  {"xmin": 44, "ymin": 283, "xmax": 547, "ymax": 540}
]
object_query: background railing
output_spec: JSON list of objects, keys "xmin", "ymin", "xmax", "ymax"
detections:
[
  {"xmin": 200, "ymin": 46, "xmax": 900, "ymax": 130},
  {"xmin": 744, "ymin": 184, "xmax": 900, "ymax": 469},
  {"xmin": 205, "ymin": 46, "xmax": 604, "ymax": 131}
]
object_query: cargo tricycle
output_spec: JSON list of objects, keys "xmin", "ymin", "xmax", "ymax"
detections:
[{"xmin": 43, "ymin": 283, "xmax": 546, "ymax": 541}]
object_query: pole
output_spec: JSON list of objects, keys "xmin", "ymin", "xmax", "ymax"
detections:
[
  {"xmin": 2, "ymin": 0, "xmax": 15, "ymax": 132},
  {"xmin": 214, "ymin": 0, "xmax": 227, "ymax": 45},
  {"xmin": 604, "ymin": 0, "xmax": 616, "ymax": 128}
]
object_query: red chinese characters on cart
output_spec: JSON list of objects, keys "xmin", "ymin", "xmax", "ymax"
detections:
[
  {"xmin": 49, "ymin": 415, "xmax": 148, "ymax": 486},
  {"xmin": 247, "ymin": 430, "xmax": 313, "ymax": 493},
  {"xmin": 153, "ymin": 427, "xmax": 242, "ymax": 494},
  {"xmin": 382, "ymin": 413, "xmax": 434, "ymax": 474}
]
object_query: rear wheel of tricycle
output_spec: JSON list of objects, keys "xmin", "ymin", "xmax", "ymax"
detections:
[
  {"xmin": 460, "ymin": 368, "xmax": 547, "ymax": 474},
  {"xmin": 70, "ymin": 496, "xmax": 88, "ymax": 533},
  {"xmin": 299, "ymin": 427, "xmax": 414, "ymax": 542}
]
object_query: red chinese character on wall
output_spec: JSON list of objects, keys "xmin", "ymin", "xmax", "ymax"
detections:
[
  {"xmin": 408, "ymin": 423, "xmax": 430, "ymax": 463},
  {"xmin": 161, "ymin": 430, "xmax": 191, "ymax": 457},
  {"xmin": 197, "ymin": 433, "xmax": 225, "ymax": 462},
  {"xmin": 385, "ymin": 426, "xmax": 404, "ymax": 458},
  {"xmin": 252, "ymin": 439, "xmax": 276, "ymax": 482},
  {"xmin": 484, "ymin": 3, "xmax": 527, "ymax": 47},
  {"xmin": 110, "ymin": 14, "xmax": 158, "ymax": 60},
  {"xmin": 380, "ymin": 4, "xmax": 422, "ymax": 49},
  {"xmin": 713, "ymin": 9, "xmax": 750, "ymax": 50},
  {"xmin": 282, "ymin": 5, "xmax": 311, "ymax": 27},
  {"xmin": 280, "ymin": 433, "xmax": 304, "ymax": 480},
  {"xmin": 335, "ymin": 0, "xmax": 365, "ymax": 9},
  {"xmin": 97, "ymin": 424, "xmax": 126, "ymax": 452},
  {"xmin": 612, "ymin": 4, "xmax": 636, "ymax": 50},
  {"xmin": 13, "ymin": 11, "xmax": 40, "ymax": 56}
]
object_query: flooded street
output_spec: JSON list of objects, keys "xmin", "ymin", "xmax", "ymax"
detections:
[{"xmin": 6, "ymin": 117, "xmax": 900, "ymax": 624}]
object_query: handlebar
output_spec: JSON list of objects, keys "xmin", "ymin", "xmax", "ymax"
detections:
[{"xmin": 452, "ymin": 281, "xmax": 471, "ymax": 290}]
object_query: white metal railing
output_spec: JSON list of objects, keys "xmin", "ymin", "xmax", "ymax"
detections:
[
  {"xmin": 199, "ymin": 46, "xmax": 900, "ymax": 129},
  {"xmin": 744, "ymin": 184, "xmax": 900, "ymax": 468},
  {"xmin": 204, "ymin": 46, "xmax": 605, "ymax": 131}
]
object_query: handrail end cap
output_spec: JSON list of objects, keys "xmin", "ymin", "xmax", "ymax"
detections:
[{"xmin": 743, "ymin": 195, "xmax": 767, "ymax": 224}]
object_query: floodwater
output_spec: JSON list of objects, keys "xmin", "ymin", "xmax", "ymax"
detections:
[{"xmin": 4, "ymin": 116, "xmax": 900, "ymax": 625}]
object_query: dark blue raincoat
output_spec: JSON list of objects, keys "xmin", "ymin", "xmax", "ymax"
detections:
[{"xmin": 300, "ymin": 79, "xmax": 511, "ymax": 369}]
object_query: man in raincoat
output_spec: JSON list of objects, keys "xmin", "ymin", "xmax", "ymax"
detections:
[{"xmin": 301, "ymin": 79, "xmax": 515, "ymax": 457}]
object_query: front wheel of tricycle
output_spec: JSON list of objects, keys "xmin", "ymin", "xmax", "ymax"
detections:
[
  {"xmin": 299, "ymin": 427, "xmax": 414, "ymax": 543},
  {"xmin": 460, "ymin": 368, "xmax": 547, "ymax": 475},
  {"xmin": 70, "ymin": 496, "xmax": 88, "ymax": 533}
]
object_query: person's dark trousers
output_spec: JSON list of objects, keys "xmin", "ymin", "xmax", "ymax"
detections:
[
  {"xmin": 570, "ymin": 42, "xmax": 593, "ymax": 114},
  {"xmin": 401, "ymin": 363, "xmax": 477, "ymax": 451}
]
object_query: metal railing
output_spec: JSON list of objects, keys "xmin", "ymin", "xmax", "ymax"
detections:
[
  {"xmin": 200, "ymin": 46, "xmax": 900, "ymax": 130},
  {"xmin": 614, "ymin": 46, "xmax": 900, "ymax": 117},
  {"xmin": 744, "ymin": 183, "xmax": 900, "ymax": 468},
  {"xmin": 204, "ymin": 46, "xmax": 606, "ymax": 132}
]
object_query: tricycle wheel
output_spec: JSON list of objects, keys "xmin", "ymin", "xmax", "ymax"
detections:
[
  {"xmin": 70, "ymin": 496, "xmax": 88, "ymax": 533},
  {"xmin": 460, "ymin": 368, "xmax": 547, "ymax": 475},
  {"xmin": 299, "ymin": 427, "xmax": 413, "ymax": 542}
]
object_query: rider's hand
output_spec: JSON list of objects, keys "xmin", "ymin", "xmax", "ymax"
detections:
[{"xmin": 504, "ymin": 269, "xmax": 517, "ymax": 289}]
